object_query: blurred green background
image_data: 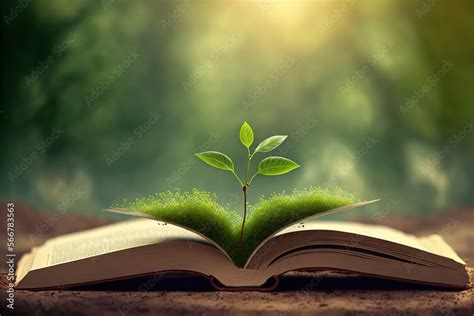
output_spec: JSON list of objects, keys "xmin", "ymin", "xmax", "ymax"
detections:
[{"xmin": 1, "ymin": 0, "xmax": 474, "ymax": 217}]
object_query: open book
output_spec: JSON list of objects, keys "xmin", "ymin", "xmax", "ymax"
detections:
[{"xmin": 16, "ymin": 202, "xmax": 470, "ymax": 290}]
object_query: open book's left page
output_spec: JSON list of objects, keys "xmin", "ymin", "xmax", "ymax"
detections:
[
  {"xmin": 30, "ymin": 219, "xmax": 209, "ymax": 270},
  {"xmin": 16, "ymin": 219, "xmax": 218, "ymax": 288}
]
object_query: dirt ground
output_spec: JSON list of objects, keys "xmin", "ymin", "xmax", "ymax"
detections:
[{"xmin": 1, "ymin": 203, "xmax": 473, "ymax": 315}]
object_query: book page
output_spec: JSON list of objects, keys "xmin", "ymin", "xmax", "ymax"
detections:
[
  {"xmin": 245, "ymin": 200, "xmax": 380, "ymax": 267},
  {"xmin": 31, "ymin": 219, "xmax": 208, "ymax": 270},
  {"xmin": 277, "ymin": 221, "xmax": 428, "ymax": 251},
  {"xmin": 418, "ymin": 235, "xmax": 465, "ymax": 264}
]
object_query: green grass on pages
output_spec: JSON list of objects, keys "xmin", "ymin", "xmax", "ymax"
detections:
[{"xmin": 113, "ymin": 187, "xmax": 357, "ymax": 267}]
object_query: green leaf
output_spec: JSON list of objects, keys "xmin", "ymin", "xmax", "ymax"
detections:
[
  {"xmin": 195, "ymin": 151, "xmax": 235, "ymax": 172},
  {"xmin": 258, "ymin": 156, "xmax": 300, "ymax": 175},
  {"xmin": 239, "ymin": 121, "xmax": 254, "ymax": 149},
  {"xmin": 254, "ymin": 135, "xmax": 287, "ymax": 153}
]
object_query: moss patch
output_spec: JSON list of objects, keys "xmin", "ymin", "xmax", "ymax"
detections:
[{"xmin": 113, "ymin": 187, "xmax": 357, "ymax": 267}]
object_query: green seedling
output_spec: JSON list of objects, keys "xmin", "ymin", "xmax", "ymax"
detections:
[
  {"xmin": 195, "ymin": 122, "xmax": 300, "ymax": 247},
  {"xmin": 113, "ymin": 122, "xmax": 360, "ymax": 266}
]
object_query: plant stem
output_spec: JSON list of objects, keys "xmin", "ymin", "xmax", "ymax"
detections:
[
  {"xmin": 248, "ymin": 172, "xmax": 259, "ymax": 185},
  {"xmin": 246, "ymin": 150, "xmax": 252, "ymax": 184},
  {"xmin": 239, "ymin": 185, "xmax": 247, "ymax": 247},
  {"xmin": 231, "ymin": 171, "xmax": 244, "ymax": 187},
  {"xmin": 240, "ymin": 150, "xmax": 253, "ymax": 248}
]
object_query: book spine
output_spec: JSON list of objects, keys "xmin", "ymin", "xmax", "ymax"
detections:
[{"xmin": 208, "ymin": 275, "xmax": 280, "ymax": 291}]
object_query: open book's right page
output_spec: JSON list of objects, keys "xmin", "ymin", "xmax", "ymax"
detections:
[{"xmin": 275, "ymin": 220, "xmax": 465, "ymax": 264}]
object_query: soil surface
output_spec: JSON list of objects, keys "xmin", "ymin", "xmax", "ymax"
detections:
[{"xmin": 1, "ymin": 202, "xmax": 473, "ymax": 315}]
